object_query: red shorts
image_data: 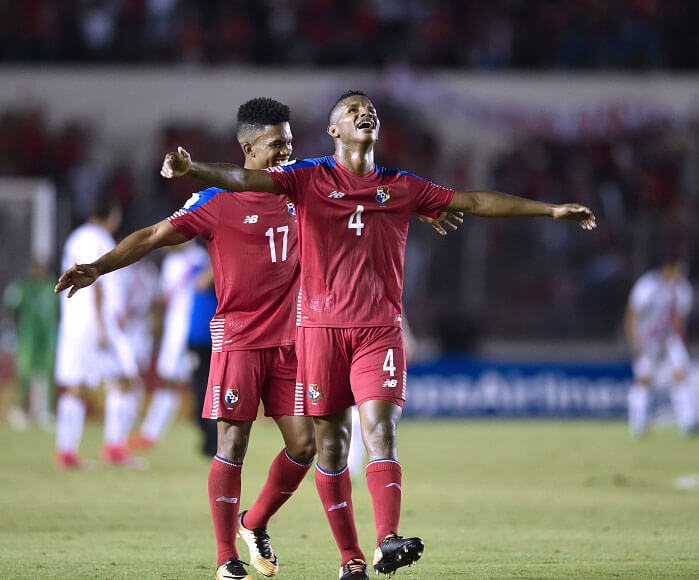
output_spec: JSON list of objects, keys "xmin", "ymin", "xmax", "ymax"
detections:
[
  {"xmin": 296, "ymin": 326, "xmax": 406, "ymax": 416},
  {"xmin": 202, "ymin": 345, "xmax": 301, "ymax": 422}
]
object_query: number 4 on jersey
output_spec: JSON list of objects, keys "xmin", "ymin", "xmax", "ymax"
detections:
[{"xmin": 348, "ymin": 205, "xmax": 364, "ymax": 236}]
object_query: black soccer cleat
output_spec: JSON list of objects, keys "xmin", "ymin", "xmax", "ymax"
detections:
[
  {"xmin": 215, "ymin": 557, "xmax": 253, "ymax": 580},
  {"xmin": 339, "ymin": 559, "xmax": 370, "ymax": 579},
  {"xmin": 372, "ymin": 535, "xmax": 424, "ymax": 576}
]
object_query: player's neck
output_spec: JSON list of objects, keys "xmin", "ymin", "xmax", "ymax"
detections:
[{"xmin": 334, "ymin": 144, "xmax": 375, "ymax": 175}]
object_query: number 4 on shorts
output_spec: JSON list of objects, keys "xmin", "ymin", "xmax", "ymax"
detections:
[{"xmin": 383, "ymin": 348, "xmax": 396, "ymax": 377}]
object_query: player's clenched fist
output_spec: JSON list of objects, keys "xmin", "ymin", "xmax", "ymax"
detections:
[
  {"xmin": 161, "ymin": 146, "xmax": 192, "ymax": 178},
  {"xmin": 551, "ymin": 204, "xmax": 596, "ymax": 230},
  {"xmin": 54, "ymin": 263, "xmax": 100, "ymax": 297}
]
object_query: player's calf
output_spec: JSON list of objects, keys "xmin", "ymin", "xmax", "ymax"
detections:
[
  {"xmin": 372, "ymin": 534, "xmax": 424, "ymax": 576},
  {"xmin": 237, "ymin": 510, "xmax": 278, "ymax": 577}
]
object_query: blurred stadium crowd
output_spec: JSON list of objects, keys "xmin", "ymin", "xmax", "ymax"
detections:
[
  {"xmin": 2, "ymin": 98, "xmax": 697, "ymax": 342},
  {"xmin": 2, "ymin": 0, "xmax": 697, "ymax": 69}
]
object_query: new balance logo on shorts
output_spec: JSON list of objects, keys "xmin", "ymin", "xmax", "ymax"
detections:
[
  {"xmin": 243, "ymin": 215, "xmax": 259, "ymax": 224},
  {"xmin": 382, "ymin": 378, "xmax": 398, "ymax": 388}
]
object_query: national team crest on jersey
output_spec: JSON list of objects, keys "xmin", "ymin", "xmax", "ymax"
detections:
[
  {"xmin": 223, "ymin": 388, "xmax": 240, "ymax": 409},
  {"xmin": 286, "ymin": 200, "xmax": 296, "ymax": 217},
  {"xmin": 375, "ymin": 186, "xmax": 391, "ymax": 206},
  {"xmin": 308, "ymin": 384, "xmax": 323, "ymax": 404}
]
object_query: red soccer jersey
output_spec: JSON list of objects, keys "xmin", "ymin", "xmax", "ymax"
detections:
[
  {"xmin": 266, "ymin": 155, "xmax": 454, "ymax": 328},
  {"xmin": 168, "ymin": 188, "xmax": 299, "ymax": 350}
]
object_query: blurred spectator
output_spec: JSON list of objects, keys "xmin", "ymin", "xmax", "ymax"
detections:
[{"xmin": 1, "ymin": 1, "xmax": 697, "ymax": 70}]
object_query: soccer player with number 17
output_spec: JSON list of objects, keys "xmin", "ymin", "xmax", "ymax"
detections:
[{"xmin": 161, "ymin": 90, "xmax": 596, "ymax": 579}]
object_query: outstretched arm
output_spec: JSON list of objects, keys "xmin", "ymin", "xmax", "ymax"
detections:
[
  {"xmin": 55, "ymin": 220, "xmax": 189, "ymax": 297},
  {"xmin": 446, "ymin": 190, "xmax": 596, "ymax": 230},
  {"xmin": 161, "ymin": 147, "xmax": 279, "ymax": 193}
]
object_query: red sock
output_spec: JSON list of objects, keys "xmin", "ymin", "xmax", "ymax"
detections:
[
  {"xmin": 208, "ymin": 455, "xmax": 242, "ymax": 566},
  {"xmin": 366, "ymin": 459, "xmax": 402, "ymax": 544},
  {"xmin": 315, "ymin": 465, "xmax": 364, "ymax": 564},
  {"xmin": 243, "ymin": 449, "xmax": 311, "ymax": 529}
]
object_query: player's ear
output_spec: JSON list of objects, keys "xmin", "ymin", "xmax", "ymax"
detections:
[
  {"xmin": 242, "ymin": 142, "xmax": 254, "ymax": 157},
  {"xmin": 327, "ymin": 124, "xmax": 338, "ymax": 138}
]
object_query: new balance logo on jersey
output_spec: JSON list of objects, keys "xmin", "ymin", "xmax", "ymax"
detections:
[
  {"xmin": 327, "ymin": 501, "xmax": 348, "ymax": 512},
  {"xmin": 243, "ymin": 215, "xmax": 259, "ymax": 224},
  {"xmin": 382, "ymin": 379, "xmax": 398, "ymax": 388},
  {"xmin": 328, "ymin": 190, "xmax": 346, "ymax": 199}
]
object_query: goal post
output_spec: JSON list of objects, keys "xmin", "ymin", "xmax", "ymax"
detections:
[{"xmin": 0, "ymin": 178, "xmax": 56, "ymax": 268}]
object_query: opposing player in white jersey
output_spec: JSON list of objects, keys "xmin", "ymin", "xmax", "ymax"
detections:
[
  {"xmin": 54, "ymin": 196, "xmax": 143, "ymax": 468},
  {"xmin": 122, "ymin": 258, "xmax": 159, "ymax": 377},
  {"xmin": 130, "ymin": 241, "xmax": 209, "ymax": 449},
  {"xmin": 625, "ymin": 258, "xmax": 695, "ymax": 437}
]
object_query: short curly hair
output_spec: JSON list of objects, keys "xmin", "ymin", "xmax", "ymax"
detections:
[
  {"xmin": 328, "ymin": 90, "xmax": 370, "ymax": 123},
  {"xmin": 237, "ymin": 97, "xmax": 290, "ymax": 141}
]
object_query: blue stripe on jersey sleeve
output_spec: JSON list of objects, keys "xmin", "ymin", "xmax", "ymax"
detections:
[
  {"xmin": 376, "ymin": 165, "xmax": 424, "ymax": 180},
  {"xmin": 281, "ymin": 156, "xmax": 336, "ymax": 171},
  {"xmin": 180, "ymin": 187, "xmax": 226, "ymax": 212}
]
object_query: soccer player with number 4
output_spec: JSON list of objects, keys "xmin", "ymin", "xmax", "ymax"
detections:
[
  {"xmin": 161, "ymin": 90, "xmax": 596, "ymax": 579},
  {"xmin": 55, "ymin": 97, "xmax": 461, "ymax": 580}
]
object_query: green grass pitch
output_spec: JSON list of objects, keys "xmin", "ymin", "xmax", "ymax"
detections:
[{"xmin": 1, "ymin": 419, "xmax": 698, "ymax": 579}]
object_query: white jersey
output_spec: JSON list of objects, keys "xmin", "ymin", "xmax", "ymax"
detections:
[
  {"xmin": 156, "ymin": 243, "xmax": 209, "ymax": 381},
  {"xmin": 123, "ymin": 259, "xmax": 160, "ymax": 372},
  {"xmin": 58, "ymin": 223, "xmax": 119, "ymax": 338},
  {"xmin": 55, "ymin": 223, "xmax": 139, "ymax": 386},
  {"xmin": 629, "ymin": 270, "xmax": 693, "ymax": 349}
]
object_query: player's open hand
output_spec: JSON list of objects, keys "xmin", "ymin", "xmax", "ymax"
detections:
[
  {"xmin": 417, "ymin": 210, "xmax": 464, "ymax": 236},
  {"xmin": 55, "ymin": 263, "xmax": 100, "ymax": 297},
  {"xmin": 552, "ymin": 204, "xmax": 596, "ymax": 230},
  {"xmin": 161, "ymin": 146, "xmax": 192, "ymax": 178}
]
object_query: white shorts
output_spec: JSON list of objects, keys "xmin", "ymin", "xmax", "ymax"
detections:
[
  {"xmin": 156, "ymin": 328, "xmax": 193, "ymax": 383},
  {"xmin": 55, "ymin": 321, "xmax": 139, "ymax": 388},
  {"xmin": 127, "ymin": 327, "xmax": 153, "ymax": 374},
  {"xmin": 633, "ymin": 334, "xmax": 690, "ymax": 382}
]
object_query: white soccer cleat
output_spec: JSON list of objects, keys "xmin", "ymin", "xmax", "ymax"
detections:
[{"xmin": 236, "ymin": 510, "xmax": 279, "ymax": 577}]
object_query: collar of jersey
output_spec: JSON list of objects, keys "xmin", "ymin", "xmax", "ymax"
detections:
[{"xmin": 332, "ymin": 155, "xmax": 378, "ymax": 179}]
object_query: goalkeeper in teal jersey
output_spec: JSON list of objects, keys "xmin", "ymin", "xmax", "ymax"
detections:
[{"xmin": 3, "ymin": 260, "xmax": 58, "ymax": 426}]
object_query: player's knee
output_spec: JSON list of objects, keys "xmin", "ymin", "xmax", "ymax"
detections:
[
  {"xmin": 364, "ymin": 420, "xmax": 397, "ymax": 456},
  {"xmin": 287, "ymin": 434, "xmax": 316, "ymax": 464},
  {"xmin": 217, "ymin": 426, "xmax": 249, "ymax": 462},
  {"xmin": 316, "ymin": 432, "xmax": 348, "ymax": 466}
]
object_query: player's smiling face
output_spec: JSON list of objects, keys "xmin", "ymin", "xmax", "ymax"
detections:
[
  {"xmin": 247, "ymin": 122, "xmax": 293, "ymax": 169},
  {"xmin": 329, "ymin": 96, "xmax": 380, "ymax": 145}
]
